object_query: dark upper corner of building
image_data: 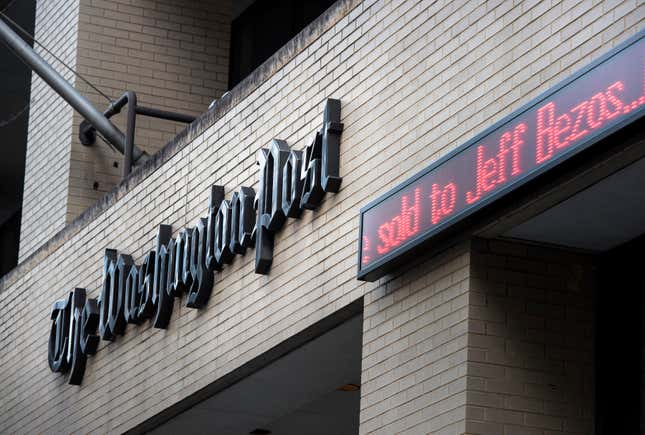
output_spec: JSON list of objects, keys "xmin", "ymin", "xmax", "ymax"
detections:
[{"xmin": 0, "ymin": 0, "xmax": 360, "ymax": 291}]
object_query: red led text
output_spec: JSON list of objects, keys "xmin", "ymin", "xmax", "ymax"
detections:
[
  {"xmin": 537, "ymin": 80, "xmax": 645, "ymax": 163},
  {"xmin": 466, "ymin": 123, "xmax": 526, "ymax": 204},
  {"xmin": 430, "ymin": 182, "xmax": 457, "ymax": 224},
  {"xmin": 376, "ymin": 188, "xmax": 421, "ymax": 255}
]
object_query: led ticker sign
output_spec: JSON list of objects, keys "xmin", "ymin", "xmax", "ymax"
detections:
[{"xmin": 358, "ymin": 31, "xmax": 645, "ymax": 281}]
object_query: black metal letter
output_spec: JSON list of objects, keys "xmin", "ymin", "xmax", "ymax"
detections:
[
  {"xmin": 267, "ymin": 139, "xmax": 290, "ymax": 230},
  {"xmin": 300, "ymin": 132, "xmax": 324, "ymax": 210},
  {"xmin": 108, "ymin": 254, "xmax": 132, "ymax": 336},
  {"xmin": 255, "ymin": 140, "xmax": 290, "ymax": 274},
  {"xmin": 321, "ymin": 98, "xmax": 343, "ymax": 192},
  {"xmin": 137, "ymin": 250, "xmax": 156, "ymax": 319},
  {"xmin": 166, "ymin": 238, "xmax": 176, "ymax": 297},
  {"xmin": 255, "ymin": 149, "xmax": 272, "ymax": 273},
  {"xmin": 98, "ymin": 249, "xmax": 117, "ymax": 341},
  {"xmin": 80, "ymin": 297, "xmax": 99, "ymax": 356},
  {"xmin": 282, "ymin": 149, "xmax": 303, "ymax": 218},
  {"xmin": 215, "ymin": 199, "xmax": 233, "ymax": 267},
  {"xmin": 236, "ymin": 186, "xmax": 256, "ymax": 250},
  {"xmin": 178, "ymin": 228, "xmax": 193, "ymax": 292},
  {"xmin": 67, "ymin": 288, "xmax": 89, "ymax": 385},
  {"xmin": 152, "ymin": 225, "xmax": 173, "ymax": 328},
  {"xmin": 124, "ymin": 264, "xmax": 141, "ymax": 324},
  {"xmin": 49, "ymin": 289, "xmax": 99, "ymax": 385},
  {"xmin": 186, "ymin": 218, "xmax": 213, "ymax": 308},
  {"xmin": 205, "ymin": 185, "xmax": 225, "ymax": 271},
  {"xmin": 48, "ymin": 296, "xmax": 71, "ymax": 373}
]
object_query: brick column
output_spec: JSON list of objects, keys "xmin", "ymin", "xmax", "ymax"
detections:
[
  {"xmin": 360, "ymin": 244, "xmax": 472, "ymax": 434},
  {"xmin": 19, "ymin": 0, "xmax": 80, "ymax": 261},
  {"xmin": 466, "ymin": 239, "xmax": 595, "ymax": 434},
  {"xmin": 360, "ymin": 239, "xmax": 595, "ymax": 434}
]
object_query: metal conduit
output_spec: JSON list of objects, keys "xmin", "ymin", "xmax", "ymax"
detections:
[{"xmin": 0, "ymin": 16, "xmax": 149, "ymax": 163}]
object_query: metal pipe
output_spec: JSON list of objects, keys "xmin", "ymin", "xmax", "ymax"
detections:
[
  {"xmin": 0, "ymin": 18, "xmax": 123, "ymax": 151},
  {"xmin": 98, "ymin": 91, "xmax": 137, "ymax": 175},
  {"xmin": 104, "ymin": 94, "xmax": 130, "ymax": 118},
  {"xmin": 100, "ymin": 93, "xmax": 150, "ymax": 164},
  {"xmin": 136, "ymin": 106, "xmax": 196, "ymax": 123},
  {"xmin": 123, "ymin": 91, "xmax": 137, "ymax": 177},
  {"xmin": 0, "ymin": 17, "xmax": 149, "ymax": 163}
]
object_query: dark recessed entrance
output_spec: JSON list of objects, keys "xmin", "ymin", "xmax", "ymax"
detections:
[
  {"xmin": 0, "ymin": 0, "xmax": 35, "ymax": 277},
  {"xmin": 495, "ymin": 127, "xmax": 645, "ymax": 434},
  {"xmin": 596, "ymin": 236, "xmax": 645, "ymax": 435}
]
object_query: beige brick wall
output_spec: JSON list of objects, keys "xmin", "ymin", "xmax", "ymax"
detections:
[
  {"xmin": 19, "ymin": 0, "xmax": 80, "ymax": 261},
  {"xmin": 3, "ymin": 0, "xmax": 641, "ymax": 433},
  {"xmin": 19, "ymin": 0, "xmax": 231, "ymax": 261},
  {"xmin": 360, "ymin": 238, "xmax": 596, "ymax": 435},
  {"xmin": 69, "ymin": 0, "xmax": 231, "ymax": 219},
  {"xmin": 360, "ymin": 244, "xmax": 471, "ymax": 434},
  {"xmin": 466, "ymin": 239, "xmax": 595, "ymax": 435}
]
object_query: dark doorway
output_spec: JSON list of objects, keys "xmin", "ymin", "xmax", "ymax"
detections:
[
  {"xmin": 0, "ymin": 0, "xmax": 36, "ymax": 276},
  {"xmin": 228, "ymin": 0, "xmax": 337, "ymax": 89},
  {"xmin": 596, "ymin": 235, "xmax": 645, "ymax": 435}
]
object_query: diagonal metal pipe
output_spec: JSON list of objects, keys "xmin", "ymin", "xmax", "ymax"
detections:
[{"xmin": 0, "ymin": 16, "xmax": 148, "ymax": 163}]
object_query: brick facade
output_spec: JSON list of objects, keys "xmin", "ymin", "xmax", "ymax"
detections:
[
  {"xmin": 466, "ymin": 239, "xmax": 595, "ymax": 434},
  {"xmin": 361, "ymin": 244, "xmax": 471, "ymax": 434},
  {"xmin": 2, "ymin": 0, "xmax": 642, "ymax": 433},
  {"xmin": 359, "ymin": 239, "xmax": 595, "ymax": 435},
  {"xmin": 19, "ymin": 0, "xmax": 230, "ymax": 261},
  {"xmin": 68, "ymin": 0, "xmax": 231, "ymax": 220},
  {"xmin": 19, "ymin": 0, "xmax": 80, "ymax": 262}
]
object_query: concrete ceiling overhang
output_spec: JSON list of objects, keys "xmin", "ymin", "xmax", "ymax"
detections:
[
  {"xmin": 502, "ymin": 156, "xmax": 645, "ymax": 252},
  {"xmin": 475, "ymin": 122, "xmax": 645, "ymax": 253},
  {"xmin": 149, "ymin": 315, "xmax": 362, "ymax": 435}
]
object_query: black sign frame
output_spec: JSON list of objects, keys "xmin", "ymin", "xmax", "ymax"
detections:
[{"xmin": 358, "ymin": 30, "xmax": 645, "ymax": 281}]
